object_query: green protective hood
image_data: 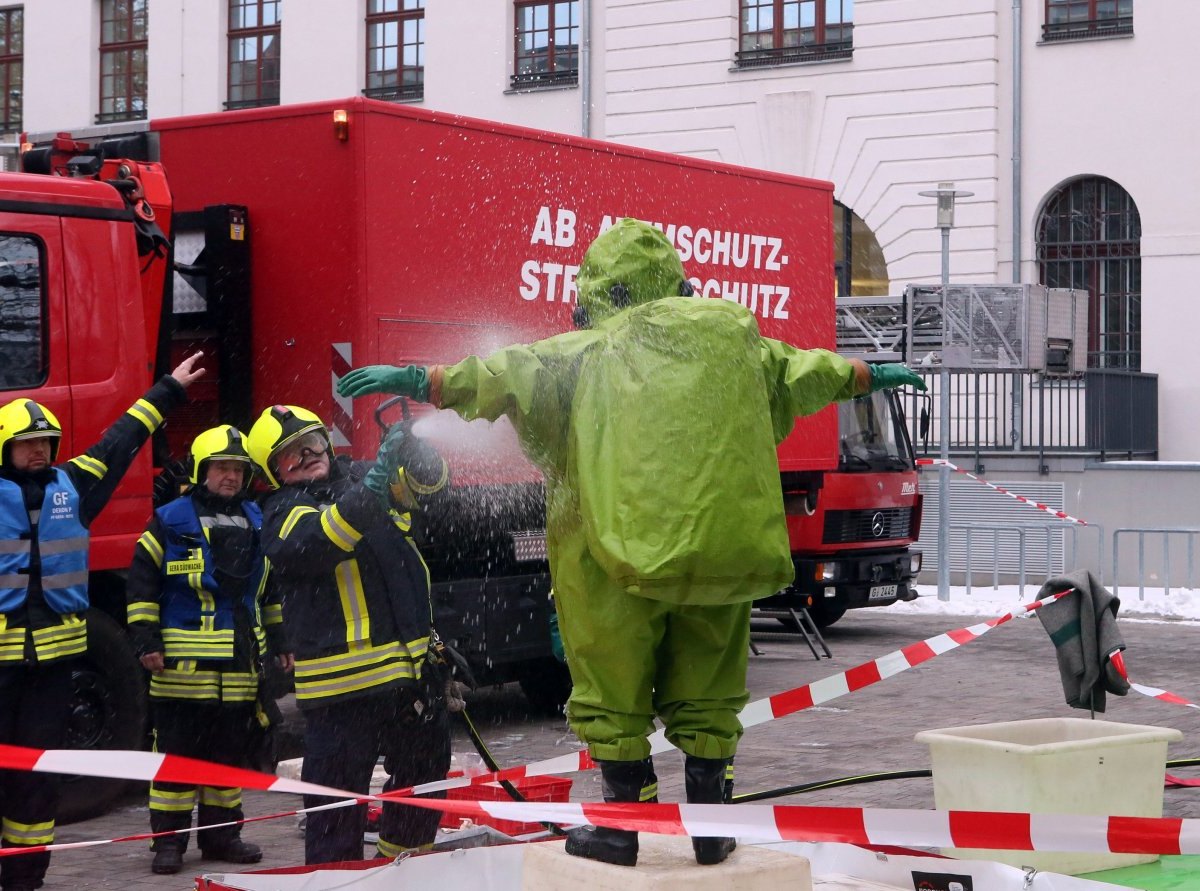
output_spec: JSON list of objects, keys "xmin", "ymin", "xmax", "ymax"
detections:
[{"xmin": 576, "ymin": 218, "xmax": 687, "ymax": 325}]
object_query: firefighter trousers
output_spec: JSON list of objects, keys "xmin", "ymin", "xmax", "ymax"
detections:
[
  {"xmin": 148, "ymin": 699, "xmax": 258, "ymax": 853},
  {"xmin": 301, "ymin": 680, "xmax": 451, "ymax": 865},
  {"xmin": 0, "ymin": 660, "xmax": 73, "ymax": 891},
  {"xmin": 555, "ymin": 550, "xmax": 752, "ymax": 763}
]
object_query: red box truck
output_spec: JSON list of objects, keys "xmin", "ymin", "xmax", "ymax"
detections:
[{"xmin": 8, "ymin": 97, "xmax": 920, "ymax": 819}]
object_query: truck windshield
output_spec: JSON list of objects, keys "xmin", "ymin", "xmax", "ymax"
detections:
[{"xmin": 837, "ymin": 391, "xmax": 913, "ymax": 472}]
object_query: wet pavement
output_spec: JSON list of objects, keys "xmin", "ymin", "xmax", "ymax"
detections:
[{"xmin": 47, "ymin": 607, "xmax": 1200, "ymax": 888}]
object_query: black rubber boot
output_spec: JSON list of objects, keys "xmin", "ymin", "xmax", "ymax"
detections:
[
  {"xmin": 564, "ymin": 759, "xmax": 647, "ymax": 867},
  {"xmin": 684, "ymin": 755, "xmax": 737, "ymax": 865},
  {"xmin": 201, "ymin": 838, "xmax": 263, "ymax": 864},
  {"xmin": 151, "ymin": 842, "xmax": 184, "ymax": 875}
]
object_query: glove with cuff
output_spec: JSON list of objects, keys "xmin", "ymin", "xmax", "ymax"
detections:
[
  {"xmin": 363, "ymin": 421, "xmax": 448, "ymax": 508},
  {"xmin": 867, "ymin": 362, "xmax": 927, "ymax": 392},
  {"xmin": 337, "ymin": 364, "xmax": 431, "ymax": 400}
]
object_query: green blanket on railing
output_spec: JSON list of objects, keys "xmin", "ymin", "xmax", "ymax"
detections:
[{"xmin": 1036, "ymin": 568, "xmax": 1130, "ymax": 713}]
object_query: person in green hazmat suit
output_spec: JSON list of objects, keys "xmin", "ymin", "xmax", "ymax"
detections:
[{"xmin": 337, "ymin": 218, "xmax": 926, "ymax": 867}]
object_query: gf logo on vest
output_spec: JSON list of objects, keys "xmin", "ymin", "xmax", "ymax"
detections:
[{"xmin": 49, "ymin": 489, "xmax": 76, "ymax": 519}]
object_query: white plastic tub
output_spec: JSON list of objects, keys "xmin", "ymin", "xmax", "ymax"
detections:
[{"xmin": 915, "ymin": 717, "xmax": 1181, "ymax": 876}]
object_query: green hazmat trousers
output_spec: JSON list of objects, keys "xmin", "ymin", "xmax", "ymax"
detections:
[{"xmin": 434, "ymin": 219, "xmax": 864, "ymax": 761}]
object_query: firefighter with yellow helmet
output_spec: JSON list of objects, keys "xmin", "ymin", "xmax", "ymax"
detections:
[
  {"xmin": 246, "ymin": 404, "xmax": 451, "ymax": 865},
  {"xmin": 126, "ymin": 424, "xmax": 291, "ymax": 876},
  {"xmin": 0, "ymin": 353, "xmax": 204, "ymax": 891}
]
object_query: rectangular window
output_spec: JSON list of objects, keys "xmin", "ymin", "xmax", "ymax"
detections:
[
  {"xmin": 512, "ymin": 0, "xmax": 579, "ymax": 89},
  {"xmin": 1043, "ymin": 0, "xmax": 1132, "ymax": 42},
  {"xmin": 0, "ymin": 235, "xmax": 46, "ymax": 390},
  {"xmin": 737, "ymin": 0, "xmax": 854, "ymax": 68},
  {"xmin": 227, "ymin": 0, "xmax": 281, "ymax": 110},
  {"xmin": 98, "ymin": 0, "xmax": 147, "ymax": 124},
  {"xmin": 365, "ymin": 0, "xmax": 424, "ymax": 102},
  {"xmin": 0, "ymin": 7, "xmax": 22, "ymax": 133}
]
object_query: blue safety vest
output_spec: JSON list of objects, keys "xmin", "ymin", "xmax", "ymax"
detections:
[
  {"xmin": 0, "ymin": 471, "xmax": 89, "ymax": 614},
  {"xmin": 156, "ymin": 496, "xmax": 266, "ymax": 661}
]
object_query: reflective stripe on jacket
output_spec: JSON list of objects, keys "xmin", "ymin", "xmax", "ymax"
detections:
[
  {"xmin": 262, "ymin": 457, "xmax": 436, "ymax": 708},
  {"xmin": 0, "ymin": 471, "xmax": 88, "ymax": 614},
  {"xmin": 152, "ymin": 495, "xmax": 266, "ymax": 661}
]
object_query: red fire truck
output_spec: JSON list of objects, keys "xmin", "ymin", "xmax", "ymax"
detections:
[{"xmin": 6, "ymin": 97, "xmax": 920, "ymax": 819}]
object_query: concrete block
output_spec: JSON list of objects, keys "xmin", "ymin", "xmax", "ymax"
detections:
[{"xmin": 521, "ymin": 834, "xmax": 812, "ymax": 891}]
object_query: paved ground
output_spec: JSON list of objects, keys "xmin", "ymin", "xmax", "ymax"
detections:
[{"xmin": 45, "ymin": 607, "xmax": 1200, "ymax": 889}]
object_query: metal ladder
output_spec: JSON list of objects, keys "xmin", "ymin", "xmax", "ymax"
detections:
[{"xmin": 752, "ymin": 606, "xmax": 831, "ymax": 661}]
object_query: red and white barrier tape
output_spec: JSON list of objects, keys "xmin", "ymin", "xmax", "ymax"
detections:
[
  {"xmin": 391, "ymin": 796, "xmax": 1200, "ymax": 857},
  {"xmin": 917, "ymin": 458, "xmax": 1089, "ymax": 526},
  {"xmin": 380, "ymin": 588, "xmax": 1075, "ymax": 798},
  {"xmin": 6, "ymin": 587, "xmax": 1200, "ymax": 860},
  {"xmin": 0, "ymin": 587, "xmax": 1075, "ymax": 859},
  {"xmin": 12, "ymin": 790, "xmax": 1200, "ymax": 860},
  {"xmin": 0, "ymin": 746, "xmax": 359, "ymax": 801}
]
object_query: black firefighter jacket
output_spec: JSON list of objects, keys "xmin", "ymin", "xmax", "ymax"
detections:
[{"xmin": 261, "ymin": 455, "xmax": 444, "ymax": 709}]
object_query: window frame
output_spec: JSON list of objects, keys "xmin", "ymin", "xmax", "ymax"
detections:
[
  {"xmin": 97, "ymin": 0, "xmax": 148, "ymax": 125},
  {"xmin": 511, "ymin": 0, "xmax": 580, "ymax": 90},
  {"xmin": 0, "ymin": 6, "xmax": 21, "ymax": 134},
  {"xmin": 364, "ymin": 0, "xmax": 425, "ymax": 103},
  {"xmin": 1042, "ymin": 0, "xmax": 1132, "ymax": 42},
  {"xmin": 0, "ymin": 232, "xmax": 48, "ymax": 392},
  {"xmin": 226, "ymin": 0, "xmax": 281, "ymax": 111},
  {"xmin": 736, "ymin": 0, "xmax": 854, "ymax": 69},
  {"xmin": 1035, "ymin": 177, "xmax": 1142, "ymax": 370}
]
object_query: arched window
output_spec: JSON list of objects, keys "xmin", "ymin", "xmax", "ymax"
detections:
[
  {"xmin": 833, "ymin": 202, "xmax": 888, "ymax": 297},
  {"xmin": 1036, "ymin": 177, "xmax": 1141, "ymax": 369}
]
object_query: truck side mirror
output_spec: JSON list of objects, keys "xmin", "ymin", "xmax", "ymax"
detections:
[{"xmin": 919, "ymin": 403, "xmax": 931, "ymax": 441}]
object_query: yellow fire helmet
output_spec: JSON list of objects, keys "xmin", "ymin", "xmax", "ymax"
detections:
[
  {"xmin": 187, "ymin": 424, "xmax": 254, "ymax": 489},
  {"xmin": 246, "ymin": 404, "xmax": 331, "ymax": 489},
  {"xmin": 0, "ymin": 398, "xmax": 63, "ymax": 468}
]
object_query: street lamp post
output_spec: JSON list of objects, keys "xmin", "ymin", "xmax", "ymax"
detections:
[{"xmin": 918, "ymin": 182, "xmax": 973, "ymax": 602}]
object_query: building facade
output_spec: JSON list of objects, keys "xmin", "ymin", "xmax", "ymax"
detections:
[{"xmin": 6, "ymin": 0, "xmax": 1195, "ymax": 464}]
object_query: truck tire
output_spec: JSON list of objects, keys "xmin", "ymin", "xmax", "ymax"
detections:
[
  {"xmin": 57, "ymin": 609, "xmax": 148, "ymax": 824},
  {"xmin": 516, "ymin": 658, "xmax": 572, "ymax": 716}
]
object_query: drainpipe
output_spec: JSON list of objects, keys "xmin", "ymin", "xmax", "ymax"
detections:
[
  {"xmin": 1010, "ymin": 0, "xmax": 1025, "ymax": 454},
  {"xmin": 581, "ymin": 0, "xmax": 592, "ymax": 138},
  {"xmin": 1012, "ymin": 0, "xmax": 1022, "ymax": 284}
]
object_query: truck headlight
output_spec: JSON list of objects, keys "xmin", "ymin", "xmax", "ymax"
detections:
[{"xmin": 910, "ymin": 551, "xmax": 923, "ymax": 574}]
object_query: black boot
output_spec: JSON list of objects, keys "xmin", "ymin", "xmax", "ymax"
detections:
[
  {"xmin": 151, "ymin": 841, "xmax": 184, "ymax": 875},
  {"xmin": 564, "ymin": 759, "xmax": 647, "ymax": 867},
  {"xmin": 201, "ymin": 838, "xmax": 263, "ymax": 864},
  {"xmin": 684, "ymin": 755, "xmax": 737, "ymax": 865}
]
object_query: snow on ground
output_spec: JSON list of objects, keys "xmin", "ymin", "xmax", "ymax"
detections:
[{"xmin": 892, "ymin": 583, "xmax": 1200, "ymax": 624}]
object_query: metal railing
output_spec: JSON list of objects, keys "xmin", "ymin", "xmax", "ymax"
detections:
[
  {"xmin": 1042, "ymin": 15, "xmax": 1133, "ymax": 42},
  {"xmin": 1112, "ymin": 528, "xmax": 1200, "ymax": 600},
  {"xmin": 735, "ymin": 37, "xmax": 853, "ymax": 68},
  {"xmin": 901, "ymin": 368, "xmax": 1157, "ymax": 465},
  {"xmin": 954, "ymin": 521, "xmax": 1104, "ymax": 595}
]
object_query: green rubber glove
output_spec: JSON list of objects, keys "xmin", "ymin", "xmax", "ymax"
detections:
[
  {"xmin": 362, "ymin": 422, "xmax": 412, "ymax": 503},
  {"xmin": 868, "ymin": 362, "xmax": 928, "ymax": 392},
  {"xmin": 337, "ymin": 365, "xmax": 431, "ymax": 400}
]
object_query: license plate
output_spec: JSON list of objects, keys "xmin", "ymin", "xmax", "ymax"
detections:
[{"xmin": 868, "ymin": 584, "xmax": 898, "ymax": 601}]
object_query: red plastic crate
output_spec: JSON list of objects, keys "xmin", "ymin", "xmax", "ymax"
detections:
[{"xmin": 438, "ymin": 773, "xmax": 573, "ymax": 836}]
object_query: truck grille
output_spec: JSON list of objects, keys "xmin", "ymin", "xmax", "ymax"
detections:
[{"xmin": 823, "ymin": 508, "xmax": 912, "ymax": 544}]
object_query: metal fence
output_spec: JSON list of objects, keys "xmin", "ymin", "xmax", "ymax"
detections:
[
  {"xmin": 900, "ymin": 368, "xmax": 1157, "ymax": 466},
  {"xmin": 952, "ymin": 522, "xmax": 1105, "ymax": 595},
  {"xmin": 1112, "ymin": 528, "xmax": 1200, "ymax": 600}
]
